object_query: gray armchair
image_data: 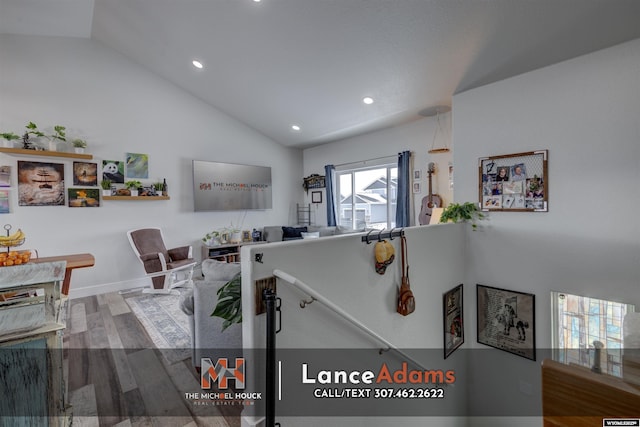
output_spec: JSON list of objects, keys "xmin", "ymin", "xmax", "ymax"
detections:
[{"xmin": 127, "ymin": 227, "xmax": 196, "ymax": 294}]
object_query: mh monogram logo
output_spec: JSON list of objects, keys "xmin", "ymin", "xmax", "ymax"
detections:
[{"xmin": 201, "ymin": 358, "xmax": 245, "ymax": 390}]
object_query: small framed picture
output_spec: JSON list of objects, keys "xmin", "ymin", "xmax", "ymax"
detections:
[
  {"xmin": 413, "ymin": 170, "xmax": 421, "ymax": 180},
  {"xmin": 242, "ymin": 230, "xmax": 251, "ymax": 242},
  {"xmin": 311, "ymin": 191, "xmax": 322, "ymax": 203},
  {"xmin": 68, "ymin": 188, "xmax": 100, "ymax": 207},
  {"xmin": 413, "ymin": 182, "xmax": 421, "ymax": 193},
  {"xmin": 443, "ymin": 284, "xmax": 464, "ymax": 359}
]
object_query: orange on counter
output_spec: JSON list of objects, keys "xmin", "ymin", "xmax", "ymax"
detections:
[{"xmin": 0, "ymin": 250, "xmax": 32, "ymax": 267}]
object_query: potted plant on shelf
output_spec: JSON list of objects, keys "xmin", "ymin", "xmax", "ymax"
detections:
[
  {"xmin": 100, "ymin": 179, "xmax": 112, "ymax": 196},
  {"xmin": 440, "ymin": 201, "xmax": 486, "ymax": 230},
  {"xmin": 1, "ymin": 132, "xmax": 20, "ymax": 148},
  {"xmin": 44, "ymin": 125, "xmax": 66, "ymax": 151},
  {"xmin": 71, "ymin": 138, "xmax": 87, "ymax": 154},
  {"xmin": 125, "ymin": 180, "xmax": 142, "ymax": 196},
  {"xmin": 202, "ymin": 230, "xmax": 221, "ymax": 246}
]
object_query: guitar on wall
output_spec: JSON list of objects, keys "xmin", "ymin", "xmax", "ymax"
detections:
[{"xmin": 418, "ymin": 162, "xmax": 442, "ymax": 225}]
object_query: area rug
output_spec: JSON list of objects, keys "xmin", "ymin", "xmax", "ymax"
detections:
[{"xmin": 126, "ymin": 291, "xmax": 192, "ymax": 364}]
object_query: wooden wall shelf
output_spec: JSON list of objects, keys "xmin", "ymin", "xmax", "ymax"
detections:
[
  {"xmin": 0, "ymin": 146, "xmax": 93, "ymax": 160},
  {"xmin": 103, "ymin": 196, "xmax": 170, "ymax": 201}
]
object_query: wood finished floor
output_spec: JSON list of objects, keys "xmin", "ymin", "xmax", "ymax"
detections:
[{"xmin": 63, "ymin": 291, "xmax": 241, "ymax": 427}]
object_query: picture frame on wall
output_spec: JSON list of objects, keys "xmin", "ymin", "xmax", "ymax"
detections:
[
  {"xmin": 443, "ymin": 284, "xmax": 464, "ymax": 359},
  {"xmin": 476, "ymin": 284, "xmax": 536, "ymax": 361},
  {"xmin": 18, "ymin": 161, "xmax": 65, "ymax": 206},
  {"xmin": 478, "ymin": 150, "xmax": 548, "ymax": 212},
  {"xmin": 311, "ymin": 190, "xmax": 322, "ymax": 204}
]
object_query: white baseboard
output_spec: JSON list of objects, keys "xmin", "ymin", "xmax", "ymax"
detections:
[{"xmin": 68, "ymin": 279, "xmax": 148, "ymax": 299}]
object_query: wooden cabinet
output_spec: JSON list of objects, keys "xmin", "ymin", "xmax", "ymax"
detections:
[
  {"xmin": 202, "ymin": 241, "xmax": 264, "ymax": 262},
  {"xmin": 0, "ymin": 261, "xmax": 72, "ymax": 426}
]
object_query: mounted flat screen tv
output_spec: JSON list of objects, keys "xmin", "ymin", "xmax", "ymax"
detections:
[{"xmin": 192, "ymin": 160, "xmax": 272, "ymax": 211}]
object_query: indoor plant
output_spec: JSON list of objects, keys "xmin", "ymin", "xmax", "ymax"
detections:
[
  {"xmin": 440, "ymin": 201, "xmax": 486, "ymax": 230},
  {"xmin": 211, "ymin": 274, "xmax": 242, "ymax": 331},
  {"xmin": 202, "ymin": 230, "xmax": 221, "ymax": 246},
  {"xmin": 22, "ymin": 122, "xmax": 66, "ymax": 151},
  {"xmin": 125, "ymin": 180, "xmax": 142, "ymax": 196},
  {"xmin": 100, "ymin": 179, "xmax": 112, "ymax": 196},
  {"xmin": 71, "ymin": 138, "xmax": 87, "ymax": 153},
  {"xmin": 1, "ymin": 132, "xmax": 20, "ymax": 148}
]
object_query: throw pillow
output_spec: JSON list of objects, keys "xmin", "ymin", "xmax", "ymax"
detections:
[
  {"xmin": 282, "ymin": 226, "xmax": 307, "ymax": 240},
  {"xmin": 202, "ymin": 259, "xmax": 241, "ymax": 281},
  {"xmin": 301, "ymin": 231, "xmax": 320, "ymax": 239}
]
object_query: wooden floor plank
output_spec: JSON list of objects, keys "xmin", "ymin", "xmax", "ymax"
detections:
[
  {"xmin": 69, "ymin": 301, "xmax": 88, "ymax": 334},
  {"xmin": 98, "ymin": 304, "xmax": 138, "ymax": 393},
  {"xmin": 127, "ymin": 348, "xmax": 194, "ymax": 423},
  {"xmin": 69, "ymin": 384, "xmax": 99, "ymax": 427},
  {"xmin": 112, "ymin": 311, "xmax": 154, "ymax": 350},
  {"xmin": 103, "ymin": 291, "xmax": 132, "ymax": 316}
]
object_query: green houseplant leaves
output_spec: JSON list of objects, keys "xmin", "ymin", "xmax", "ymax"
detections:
[
  {"xmin": 211, "ymin": 273, "xmax": 242, "ymax": 331},
  {"xmin": 440, "ymin": 202, "xmax": 486, "ymax": 230}
]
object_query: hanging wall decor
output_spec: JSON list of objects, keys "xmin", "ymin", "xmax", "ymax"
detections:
[
  {"xmin": 17, "ymin": 161, "xmax": 65, "ymax": 206},
  {"xmin": 478, "ymin": 150, "xmax": 548, "ymax": 212},
  {"xmin": 443, "ymin": 284, "xmax": 464, "ymax": 359},
  {"xmin": 125, "ymin": 153, "xmax": 149, "ymax": 179},
  {"xmin": 73, "ymin": 161, "xmax": 98, "ymax": 186},
  {"xmin": 477, "ymin": 284, "xmax": 536, "ymax": 361}
]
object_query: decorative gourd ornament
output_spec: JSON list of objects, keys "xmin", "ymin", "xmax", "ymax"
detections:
[{"xmin": 374, "ymin": 240, "xmax": 395, "ymax": 274}]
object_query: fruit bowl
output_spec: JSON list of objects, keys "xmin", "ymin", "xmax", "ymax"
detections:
[{"xmin": 0, "ymin": 250, "xmax": 32, "ymax": 267}]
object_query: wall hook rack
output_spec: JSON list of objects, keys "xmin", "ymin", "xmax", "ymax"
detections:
[{"xmin": 361, "ymin": 228, "xmax": 404, "ymax": 244}]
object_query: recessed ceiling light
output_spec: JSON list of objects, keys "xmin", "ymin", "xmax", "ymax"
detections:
[
  {"xmin": 253, "ymin": 0, "xmax": 261, "ymax": 2},
  {"xmin": 192, "ymin": 60, "xmax": 204, "ymax": 69},
  {"xmin": 291, "ymin": 125, "xmax": 301, "ymax": 131},
  {"xmin": 362, "ymin": 97, "xmax": 374, "ymax": 105}
]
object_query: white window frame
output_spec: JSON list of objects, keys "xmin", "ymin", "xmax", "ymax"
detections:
[
  {"xmin": 551, "ymin": 291, "xmax": 634, "ymax": 377},
  {"xmin": 335, "ymin": 158, "xmax": 397, "ymax": 230}
]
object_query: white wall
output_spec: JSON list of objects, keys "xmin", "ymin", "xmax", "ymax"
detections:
[
  {"xmin": 241, "ymin": 224, "xmax": 467, "ymax": 426},
  {"xmin": 302, "ymin": 113, "xmax": 453, "ymax": 226},
  {"xmin": 453, "ymin": 38, "xmax": 640, "ymax": 425},
  {"xmin": 0, "ymin": 34, "xmax": 302, "ymax": 297}
]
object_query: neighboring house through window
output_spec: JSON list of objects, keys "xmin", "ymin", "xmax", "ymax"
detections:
[{"xmin": 335, "ymin": 159, "xmax": 397, "ymax": 230}]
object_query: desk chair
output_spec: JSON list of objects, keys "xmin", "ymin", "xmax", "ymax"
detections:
[{"xmin": 127, "ymin": 227, "xmax": 196, "ymax": 294}]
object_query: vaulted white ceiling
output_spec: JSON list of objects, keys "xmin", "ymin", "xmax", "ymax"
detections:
[{"xmin": 3, "ymin": 0, "xmax": 640, "ymax": 148}]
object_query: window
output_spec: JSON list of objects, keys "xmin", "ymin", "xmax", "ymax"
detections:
[
  {"xmin": 551, "ymin": 291, "xmax": 634, "ymax": 377},
  {"xmin": 335, "ymin": 161, "xmax": 397, "ymax": 230}
]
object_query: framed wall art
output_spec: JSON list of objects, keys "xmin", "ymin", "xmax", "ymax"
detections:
[
  {"xmin": 68, "ymin": 188, "xmax": 100, "ymax": 207},
  {"xmin": 73, "ymin": 161, "xmax": 98, "ymax": 186},
  {"xmin": 443, "ymin": 284, "xmax": 464, "ymax": 359},
  {"xmin": 476, "ymin": 284, "xmax": 536, "ymax": 361},
  {"xmin": 311, "ymin": 191, "xmax": 322, "ymax": 204},
  {"xmin": 18, "ymin": 161, "xmax": 65, "ymax": 206},
  {"xmin": 479, "ymin": 150, "xmax": 548, "ymax": 212}
]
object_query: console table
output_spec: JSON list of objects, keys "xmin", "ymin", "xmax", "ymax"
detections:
[
  {"xmin": 202, "ymin": 241, "xmax": 264, "ymax": 262},
  {"xmin": 32, "ymin": 253, "xmax": 95, "ymax": 295}
]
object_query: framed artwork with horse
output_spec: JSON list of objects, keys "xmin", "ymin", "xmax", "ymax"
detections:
[{"xmin": 477, "ymin": 284, "xmax": 536, "ymax": 361}]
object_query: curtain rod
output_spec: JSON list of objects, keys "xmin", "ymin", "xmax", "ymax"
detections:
[{"xmin": 333, "ymin": 152, "xmax": 411, "ymax": 169}]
